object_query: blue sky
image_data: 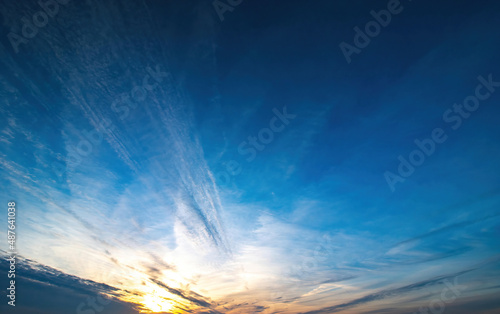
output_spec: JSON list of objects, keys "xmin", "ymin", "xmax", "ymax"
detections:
[{"xmin": 1, "ymin": 0, "xmax": 500, "ymax": 313}]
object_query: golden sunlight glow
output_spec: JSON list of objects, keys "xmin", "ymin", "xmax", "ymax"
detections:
[{"xmin": 141, "ymin": 293, "xmax": 174, "ymax": 313}]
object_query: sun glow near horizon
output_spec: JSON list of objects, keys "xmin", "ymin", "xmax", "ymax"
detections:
[{"xmin": 140, "ymin": 293, "xmax": 175, "ymax": 313}]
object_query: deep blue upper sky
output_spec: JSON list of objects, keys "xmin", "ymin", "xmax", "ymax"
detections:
[{"xmin": 0, "ymin": 0, "xmax": 500, "ymax": 313}]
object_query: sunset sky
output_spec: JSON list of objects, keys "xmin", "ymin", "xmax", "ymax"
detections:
[{"xmin": 1, "ymin": 0, "xmax": 500, "ymax": 313}]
